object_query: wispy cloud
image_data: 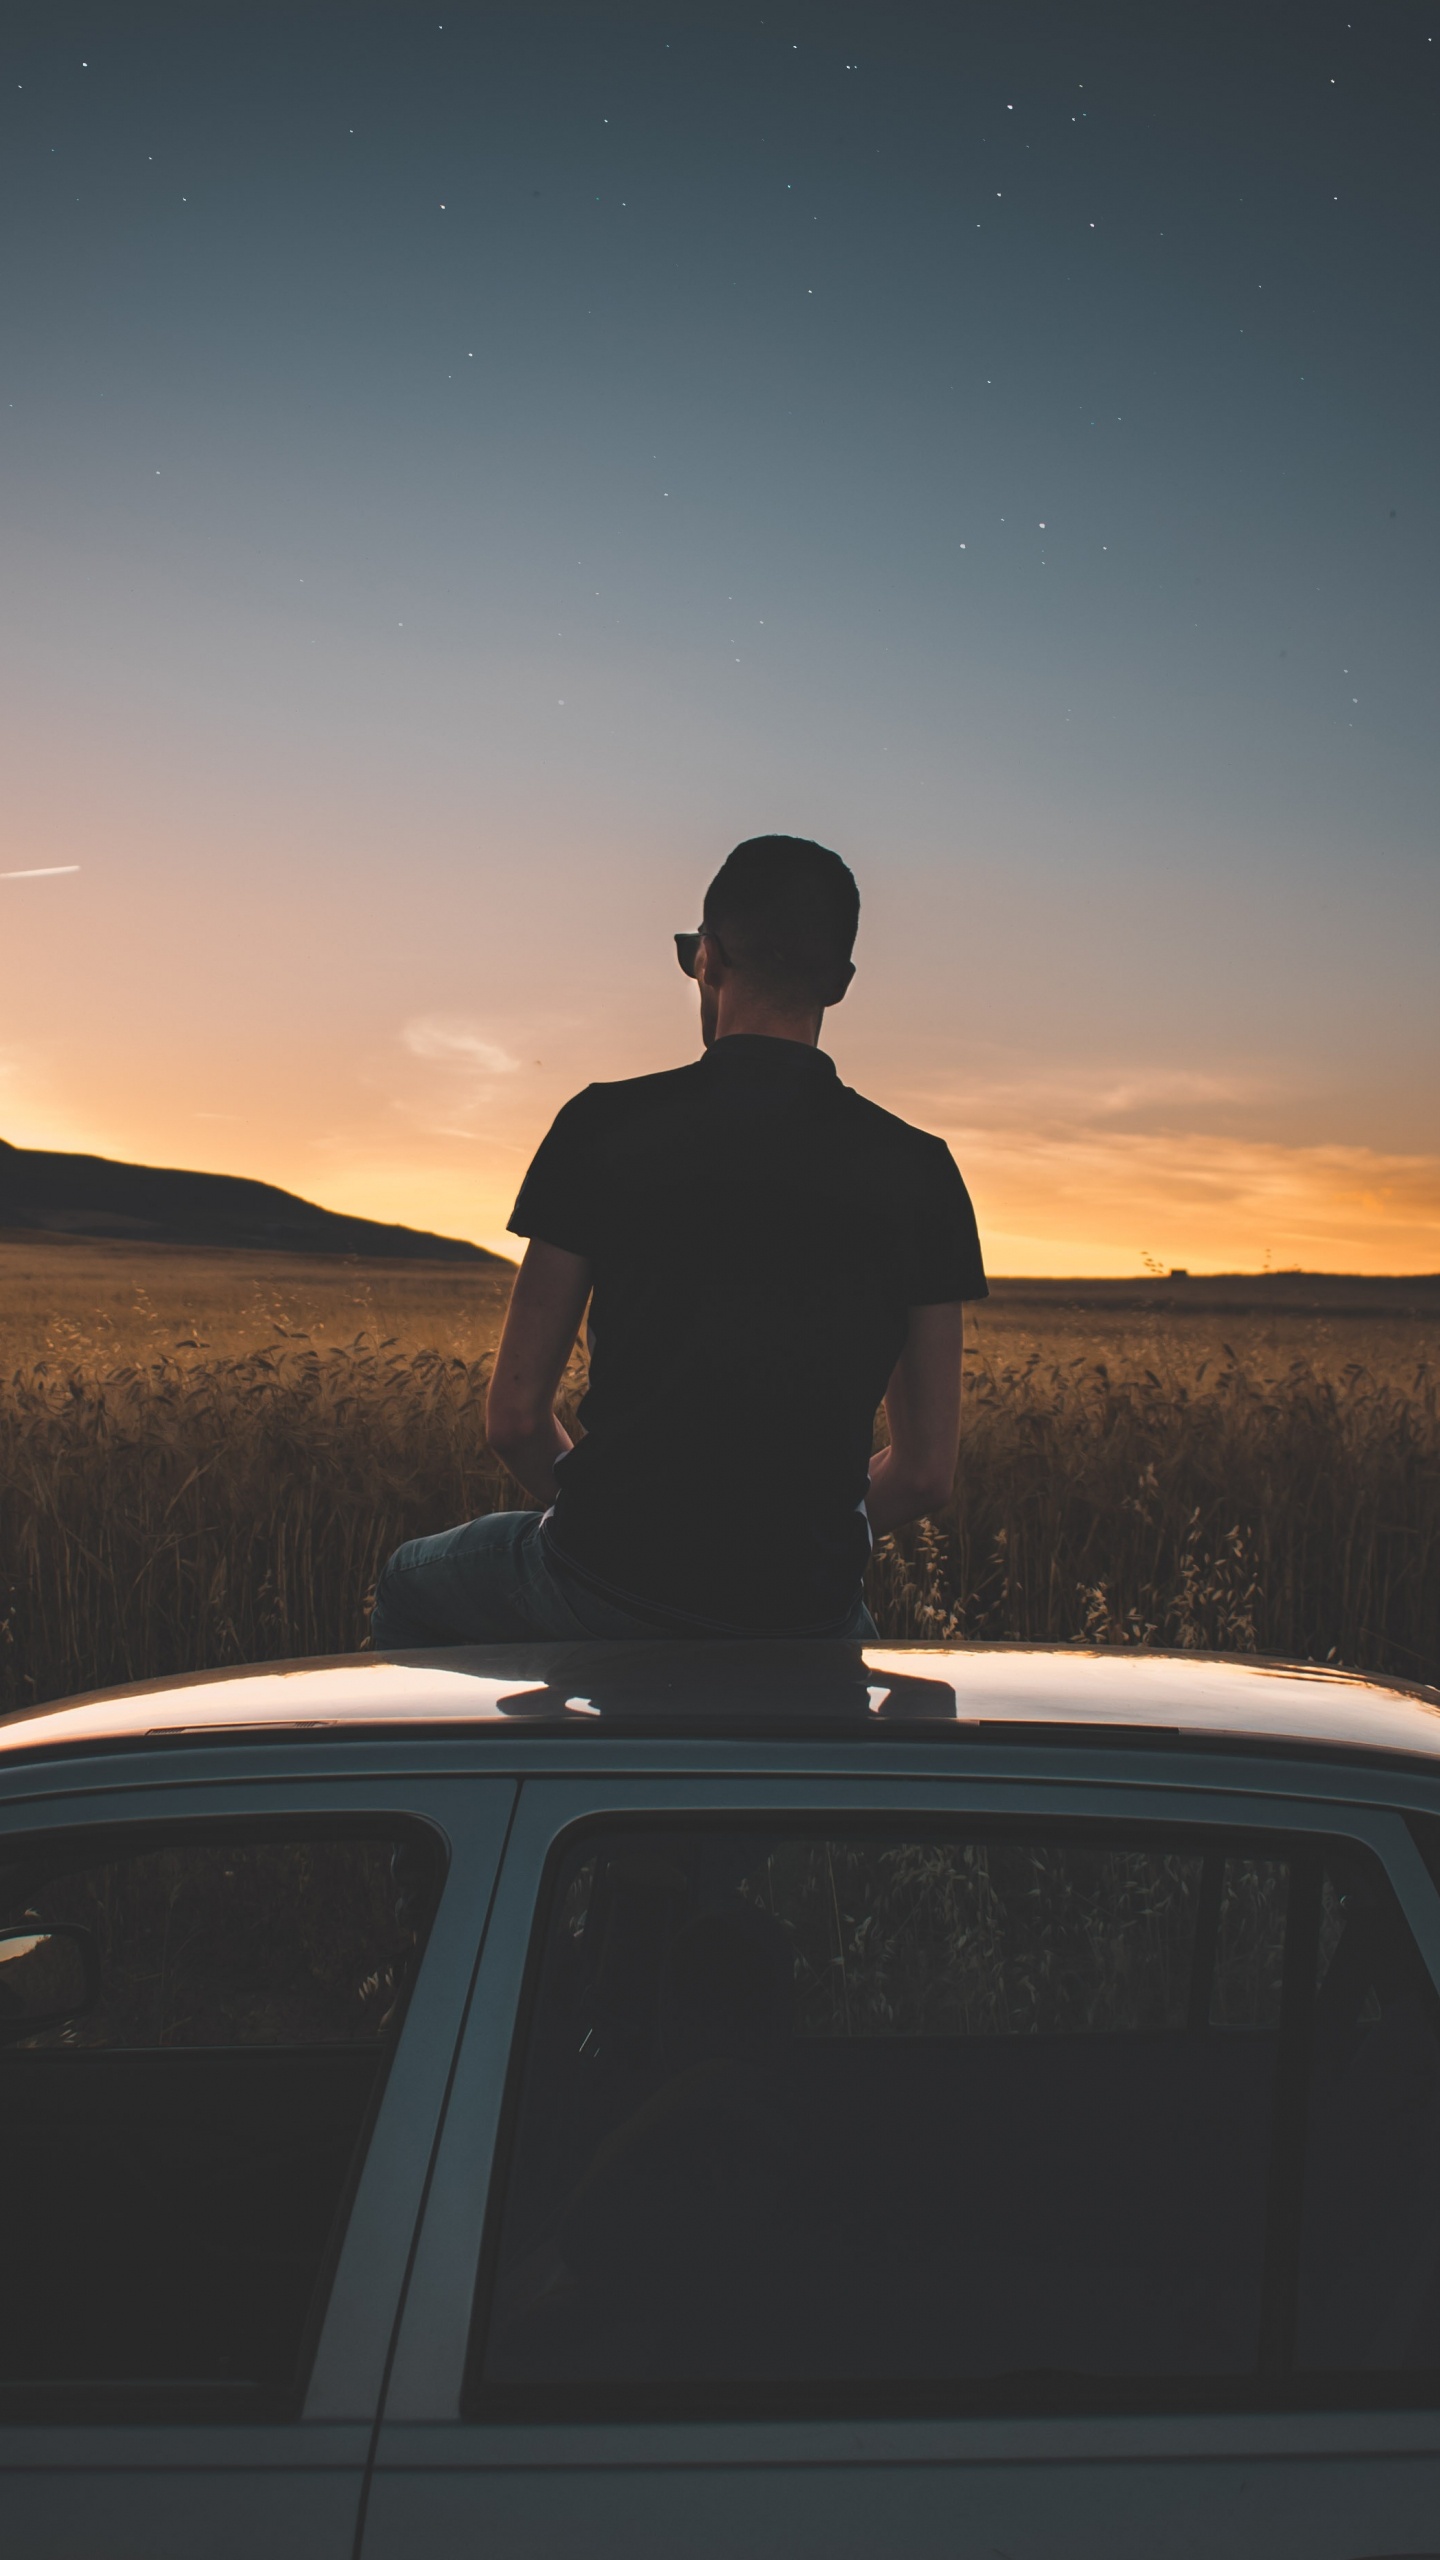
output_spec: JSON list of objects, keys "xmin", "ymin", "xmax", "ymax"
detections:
[
  {"xmin": 911, "ymin": 1064, "xmax": 1263, "ymax": 1133},
  {"xmin": 933, "ymin": 1120, "xmax": 1440, "ymax": 1277},
  {"xmin": 1, "ymin": 865, "xmax": 81, "ymax": 881},
  {"xmin": 402, "ymin": 1019, "xmax": 520, "ymax": 1080},
  {"xmin": 395, "ymin": 1017, "xmax": 522, "ymax": 1140},
  {"xmin": 899, "ymin": 1054, "xmax": 1439, "ymax": 1270}
]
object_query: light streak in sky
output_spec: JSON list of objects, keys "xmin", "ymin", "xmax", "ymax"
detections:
[{"xmin": 1, "ymin": 866, "xmax": 81, "ymax": 879}]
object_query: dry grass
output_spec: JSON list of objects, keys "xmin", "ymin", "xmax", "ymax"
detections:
[
  {"xmin": 0, "ymin": 1243, "xmax": 1436, "ymax": 1709},
  {"xmin": 0, "ymin": 1233, "xmax": 514, "ymax": 1373},
  {"xmin": 871, "ymin": 1343, "xmax": 1438, "ymax": 1683}
]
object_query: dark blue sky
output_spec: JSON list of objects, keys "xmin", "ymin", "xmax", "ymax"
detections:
[{"xmin": 2, "ymin": 1, "xmax": 1436, "ymax": 1268}]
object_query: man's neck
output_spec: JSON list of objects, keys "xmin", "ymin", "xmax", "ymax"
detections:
[{"xmin": 710, "ymin": 992, "xmax": 823, "ymax": 1047}]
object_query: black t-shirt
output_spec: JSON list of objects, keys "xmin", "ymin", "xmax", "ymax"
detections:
[{"xmin": 508, "ymin": 1034, "xmax": 987, "ymax": 1635}]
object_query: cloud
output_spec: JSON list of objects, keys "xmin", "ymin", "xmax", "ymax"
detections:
[
  {"xmin": 1, "ymin": 865, "xmax": 81, "ymax": 880},
  {"xmin": 891, "ymin": 1056, "xmax": 1439, "ymax": 1269},
  {"xmin": 394, "ymin": 1017, "xmax": 522, "ymax": 1141},
  {"xmin": 401, "ymin": 1019, "xmax": 520, "ymax": 1080},
  {"xmin": 911, "ymin": 1064, "xmax": 1263, "ymax": 1133},
  {"xmin": 932, "ymin": 1119, "xmax": 1440, "ymax": 1276}
]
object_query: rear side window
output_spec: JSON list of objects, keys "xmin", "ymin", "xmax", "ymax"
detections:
[
  {"xmin": 469, "ymin": 1822, "xmax": 1440, "ymax": 2419},
  {"xmin": 0, "ymin": 1822, "xmax": 442, "ymax": 2420}
]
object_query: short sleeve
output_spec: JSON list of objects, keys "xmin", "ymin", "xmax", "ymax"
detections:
[
  {"xmin": 907, "ymin": 1140, "xmax": 988, "ymax": 1305},
  {"xmin": 507, "ymin": 1089, "xmax": 603, "ymax": 1260}
]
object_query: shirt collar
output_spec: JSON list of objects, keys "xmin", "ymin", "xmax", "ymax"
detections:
[{"xmin": 698, "ymin": 1035, "xmax": 837, "ymax": 1078}]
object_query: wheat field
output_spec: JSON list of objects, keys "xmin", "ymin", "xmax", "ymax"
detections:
[{"xmin": 1, "ymin": 1235, "xmax": 1436, "ymax": 1711}]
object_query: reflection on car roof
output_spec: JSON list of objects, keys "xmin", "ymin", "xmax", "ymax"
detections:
[{"xmin": 2, "ymin": 1641, "xmax": 1439, "ymax": 1765}]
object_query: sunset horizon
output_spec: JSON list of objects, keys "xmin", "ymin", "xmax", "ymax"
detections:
[
  {"xmin": 3, "ymin": 4, "xmax": 1435, "ymax": 1281},
  {"xmin": 3, "ymin": 1068, "xmax": 1437, "ymax": 1280}
]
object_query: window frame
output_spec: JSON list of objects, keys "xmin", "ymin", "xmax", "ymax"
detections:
[
  {"xmin": 0, "ymin": 1804, "xmax": 446, "ymax": 2426},
  {"xmin": 452, "ymin": 1782, "xmax": 1440, "ymax": 2428},
  {"xmin": 0, "ymin": 1769, "xmax": 517, "ymax": 2435}
]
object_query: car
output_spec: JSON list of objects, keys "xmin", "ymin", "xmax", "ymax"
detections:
[{"xmin": 1, "ymin": 1636, "xmax": 1439, "ymax": 2560}]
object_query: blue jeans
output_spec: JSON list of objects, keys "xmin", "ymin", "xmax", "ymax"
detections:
[{"xmin": 370, "ymin": 1509, "xmax": 877, "ymax": 1646}]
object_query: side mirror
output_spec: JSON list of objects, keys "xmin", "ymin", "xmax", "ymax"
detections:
[{"xmin": 0, "ymin": 1922, "xmax": 101, "ymax": 2043}]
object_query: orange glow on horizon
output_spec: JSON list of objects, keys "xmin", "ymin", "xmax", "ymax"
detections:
[{"xmin": 5, "ymin": 1035, "xmax": 1438, "ymax": 1281}]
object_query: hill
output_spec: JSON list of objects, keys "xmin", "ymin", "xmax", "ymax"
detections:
[{"xmin": 0, "ymin": 1138, "xmax": 501, "ymax": 1264}]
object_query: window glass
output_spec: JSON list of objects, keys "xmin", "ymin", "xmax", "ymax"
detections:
[
  {"xmin": 1298, "ymin": 1849, "xmax": 1440, "ymax": 2372},
  {"xmin": 752, "ymin": 1838, "xmax": 1203, "ymax": 2038},
  {"xmin": 472, "ymin": 1821, "xmax": 1440, "ymax": 2418},
  {"xmin": 0, "ymin": 1823, "xmax": 442, "ymax": 2418},
  {"xmin": 1208, "ymin": 1855, "xmax": 1288, "ymax": 2029}
]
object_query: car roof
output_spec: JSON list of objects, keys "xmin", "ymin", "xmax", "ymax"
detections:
[{"xmin": 3, "ymin": 1642, "xmax": 1439, "ymax": 1767}]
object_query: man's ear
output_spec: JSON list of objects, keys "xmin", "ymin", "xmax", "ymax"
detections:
[{"xmin": 824, "ymin": 960, "xmax": 857, "ymax": 1006}]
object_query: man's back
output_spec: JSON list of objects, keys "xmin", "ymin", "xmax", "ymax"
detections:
[
  {"xmin": 511, "ymin": 1033, "xmax": 985, "ymax": 1634},
  {"xmin": 370, "ymin": 834, "xmax": 988, "ymax": 1656}
]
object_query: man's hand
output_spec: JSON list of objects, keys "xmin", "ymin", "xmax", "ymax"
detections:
[
  {"xmin": 865, "ymin": 1303, "xmax": 966, "ymax": 1538},
  {"xmin": 486, "ymin": 1240, "xmax": 593, "ymax": 1505}
]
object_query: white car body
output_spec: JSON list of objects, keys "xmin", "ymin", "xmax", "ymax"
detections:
[{"xmin": 1, "ymin": 1637, "xmax": 1438, "ymax": 2560}]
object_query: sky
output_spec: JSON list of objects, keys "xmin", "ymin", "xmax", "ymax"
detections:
[{"xmin": 2, "ymin": 0, "xmax": 1436, "ymax": 1274}]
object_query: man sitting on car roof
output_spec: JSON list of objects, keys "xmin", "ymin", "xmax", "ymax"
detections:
[{"xmin": 371, "ymin": 834, "xmax": 987, "ymax": 1645}]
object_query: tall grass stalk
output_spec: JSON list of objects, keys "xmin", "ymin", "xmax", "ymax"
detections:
[
  {"xmin": 872, "ymin": 1351, "xmax": 1439, "ymax": 1684},
  {"xmin": 1, "ymin": 1339, "xmax": 1436, "ymax": 1711}
]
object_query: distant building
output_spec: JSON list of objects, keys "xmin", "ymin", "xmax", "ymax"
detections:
[{"xmin": 1168, "ymin": 1268, "xmax": 1189, "ymax": 1278}]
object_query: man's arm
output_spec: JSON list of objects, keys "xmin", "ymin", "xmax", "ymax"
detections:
[
  {"xmin": 865, "ymin": 1302, "xmax": 966, "ymax": 1538},
  {"xmin": 485, "ymin": 1239, "xmax": 593, "ymax": 1505}
]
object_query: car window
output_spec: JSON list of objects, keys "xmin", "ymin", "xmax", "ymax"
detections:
[
  {"xmin": 0, "ymin": 1821, "xmax": 443, "ymax": 2420},
  {"xmin": 468, "ymin": 1820, "xmax": 1440, "ymax": 2419},
  {"xmin": 1298, "ymin": 1847, "xmax": 1440, "ymax": 2372}
]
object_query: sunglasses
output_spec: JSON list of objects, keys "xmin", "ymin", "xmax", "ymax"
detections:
[{"xmin": 674, "ymin": 927, "xmax": 731, "ymax": 978}]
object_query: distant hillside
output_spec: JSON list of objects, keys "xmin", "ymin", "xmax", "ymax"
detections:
[{"xmin": 0, "ymin": 1139, "xmax": 502, "ymax": 1264}]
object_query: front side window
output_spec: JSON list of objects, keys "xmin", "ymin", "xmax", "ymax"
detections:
[
  {"xmin": 0, "ymin": 1822, "xmax": 442, "ymax": 2419},
  {"xmin": 469, "ymin": 1820, "xmax": 1440, "ymax": 2418}
]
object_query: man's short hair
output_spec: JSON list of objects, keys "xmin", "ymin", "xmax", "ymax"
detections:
[{"xmin": 702, "ymin": 835, "xmax": 859, "ymax": 1006}]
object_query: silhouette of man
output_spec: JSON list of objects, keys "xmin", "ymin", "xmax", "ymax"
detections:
[{"xmin": 371, "ymin": 836, "xmax": 987, "ymax": 1644}]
